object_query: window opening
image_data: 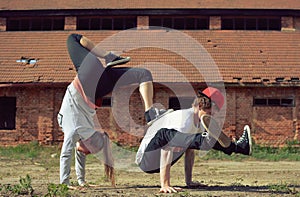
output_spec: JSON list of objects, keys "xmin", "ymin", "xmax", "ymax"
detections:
[{"xmin": 0, "ymin": 97, "xmax": 16, "ymax": 130}]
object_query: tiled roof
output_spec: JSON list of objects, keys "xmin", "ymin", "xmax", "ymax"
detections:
[
  {"xmin": 1, "ymin": 0, "xmax": 300, "ymax": 10},
  {"xmin": 0, "ymin": 30, "xmax": 300, "ymax": 85}
]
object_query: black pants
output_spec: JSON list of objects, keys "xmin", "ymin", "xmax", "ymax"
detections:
[
  {"xmin": 67, "ymin": 34, "xmax": 153, "ymax": 104},
  {"xmin": 139, "ymin": 128, "xmax": 221, "ymax": 173}
]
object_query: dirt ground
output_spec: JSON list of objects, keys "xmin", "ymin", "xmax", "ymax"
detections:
[{"xmin": 0, "ymin": 148, "xmax": 299, "ymax": 197}]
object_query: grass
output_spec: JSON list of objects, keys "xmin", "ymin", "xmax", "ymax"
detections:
[
  {"xmin": 0, "ymin": 141, "xmax": 61, "ymax": 169},
  {"xmin": 0, "ymin": 140, "xmax": 299, "ymax": 164}
]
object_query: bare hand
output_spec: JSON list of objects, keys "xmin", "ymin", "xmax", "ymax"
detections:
[
  {"xmin": 159, "ymin": 186, "xmax": 182, "ymax": 193},
  {"xmin": 67, "ymin": 185, "xmax": 86, "ymax": 191}
]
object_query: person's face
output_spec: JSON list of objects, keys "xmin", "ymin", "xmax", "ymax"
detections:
[
  {"xmin": 198, "ymin": 101, "xmax": 220, "ymax": 116},
  {"xmin": 76, "ymin": 141, "xmax": 91, "ymax": 155},
  {"xmin": 209, "ymin": 102, "xmax": 220, "ymax": 115}
]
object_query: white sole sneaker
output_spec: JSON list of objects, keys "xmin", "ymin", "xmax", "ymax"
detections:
[
  {"xmin": 244, "ymin": 125, "xmax": 252, "ymax": 155},
  {"xmin": 147, "ymin": 109, "xmax": 174, "ymax": 126},
  {"xmin": 106, "ymin": 56, "xmax": 131, "ymax": 67}
]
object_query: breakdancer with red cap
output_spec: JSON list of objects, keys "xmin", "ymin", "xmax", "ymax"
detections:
[{"xmin": 136, "ymin": 87, "xmax": 252, "ymax": 193}]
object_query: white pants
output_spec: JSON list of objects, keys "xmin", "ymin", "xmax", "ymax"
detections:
[{"xmin": 58, "ymin": 82, "xmax": 96, "ymax": 185}]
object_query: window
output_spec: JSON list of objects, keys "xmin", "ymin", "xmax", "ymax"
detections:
[
  {"xmin": 7, "ymin": 17, "xmax": 64, "ymax": 31},
  {"xmin": 169, "ymin": 97, "xmax": 194, "ymax": 110},
  {"xmin": 0, "ymin": 97, "xmax": 16, "ymax": 130},
  {"xmin": 77, "ymin": 16, "xmax": 136, "ymax": 30},
  {"xmin": 149, "ymin": 16, "xmax": 209, "ymax": 30},
  {"xmin": 221, "ymin": 17, "xmax": 281, "ymax": 30},
  {"xmin": 253, "ymin": 97, "xmax": 294, "ymax": 107},
  {"xmin": 253, "ymin": 98, "xmax": 267, "ymax": 106}
]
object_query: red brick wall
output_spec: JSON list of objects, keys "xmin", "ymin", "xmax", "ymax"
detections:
[
  {"xmin": 64, "ymin": 16, "xmax": 76, "ymax": 30},
  {"xmin": 137, "ymin": 16, "xmax": 149, "ymax": 29},
  {"xmin": 0, "ymin": 17, "xmax": 6, "ymax": 31},
  {"xmin": 224, "ymin": 87, "xmax": 300, "ymax": 146},
  {"xmin": 0, "ymin": 86, "xmax": 65, "ymax": 145},
  {"xmin": 0, "ymin": 85, "xmax": 299, "ymax": 147},
  {"xmin": 209, "ymin": 16, "xmax": 221, "ymax": 30}
]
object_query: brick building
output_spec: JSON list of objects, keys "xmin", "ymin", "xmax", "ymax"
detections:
[{"xmin": 0, "ymin": 0, "xmax": 300, "ymax": 147}]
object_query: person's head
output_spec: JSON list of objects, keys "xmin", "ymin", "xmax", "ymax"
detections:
[
  {"xmin": 76, "ymin": 131, "xmax": 115, "ymax": 186},
  {"xmin": 76, "ymin": 131, "xmax": 104, "ymax": 155},
  {"xmin": 192, "ymin": 87, "xmax": 224, "ymax": 115}
]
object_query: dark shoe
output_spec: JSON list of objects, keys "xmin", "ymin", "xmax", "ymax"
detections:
[
  {"xmin": 235, "ymin": 125, "xmax": 252, "ymax": 155},
  {"xmin": 106, "ymin": 56, "xmax": 131, "ymax": 68},
  {"xmin": 145, "ymin": 107, "xmax": 174, "ymax": 125}
]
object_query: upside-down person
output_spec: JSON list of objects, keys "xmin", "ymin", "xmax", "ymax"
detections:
[
  {"xmin": 58, "ymin": 33, "xmax": 172, "ymax": 188},
  {"xmin": 135, "ymin": 87, "xmax": 252, "ymax": 193}
]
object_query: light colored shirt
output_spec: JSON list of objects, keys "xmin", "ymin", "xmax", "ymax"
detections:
[{"xmin": 136, "ymin": 108, "xmax": 202, "ymax": 165}]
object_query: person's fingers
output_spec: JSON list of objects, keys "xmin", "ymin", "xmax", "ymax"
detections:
[
  {"xmin": 67, "ymin": 185, "xmax": 76, "ymax": 190},
  {"xmin": 87, "ymin": 184, "xmax": 99, "ymax": 187},
  {"xmin": 159, "ymin": 186, "xmax": 182, "ymax": 193},
  {"xmin": 159, "ymin": 187, "xmax": 169, "ymax": 193},
  {"xmin": 169, "ymin": 187, "xmax": 178, "ymax": 193},
  {"xmin": 174, "ymin": 187, "xmax": 183, "ymax": 191},
  {"xmin": 67, "ymin": 185, "xmax": 86, "ymax": 191}
]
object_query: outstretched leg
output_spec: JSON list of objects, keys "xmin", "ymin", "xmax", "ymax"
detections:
[{"xmin": 213, "ymin": 125, "xmax": 252, "ymax": 155}]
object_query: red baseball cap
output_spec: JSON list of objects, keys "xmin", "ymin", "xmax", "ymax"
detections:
[{"xmin": 199, "ymin": 87, "xmax": 224, "ymax": 110}]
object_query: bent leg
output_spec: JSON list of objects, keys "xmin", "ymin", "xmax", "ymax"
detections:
[
  {"xmin": 139, "ymin": 146, "xmax": 184, "ymax": 174},
  {"xmin": 99, "ymin": 67, "xmax": 153, "ymax": 104},
  {"xmin": 67, "ymin": 34, "xmax": 91, "ymax": 71},
  {"xmin": 145, "ymin": 129, "xmax": 204, "ymax": 151},
  {"xmin": 139, "ymin": 129, "xmax": 200, "ymax": 173}
]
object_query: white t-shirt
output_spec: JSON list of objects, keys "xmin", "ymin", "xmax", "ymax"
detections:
[{"xmin": 136, "ymin": 108, "xmax": 202, "ymax": 165}]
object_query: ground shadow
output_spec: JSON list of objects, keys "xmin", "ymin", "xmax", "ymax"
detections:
[
  {"xmin": 183, "ymin": 184, "xmax": 300, "ymax": 195},
  {"xmin": 76, "ymin": 184, "xmax": 299, "ymax": 196}
]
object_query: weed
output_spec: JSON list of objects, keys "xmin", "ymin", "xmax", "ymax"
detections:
[
  {"xmin": 0, "ymin": 174, "xmax": 34, "ymax": 195},
  {"xmin": 231, "ymin": 177, "xmax": 245, "ymax": 186},
  {"xmin": 267, "ymin": 182, "xmax": 292, "ymax": 193},
  {"xmin": 45, "ymin": 183, "xmax": 70, "ymax": 197}
]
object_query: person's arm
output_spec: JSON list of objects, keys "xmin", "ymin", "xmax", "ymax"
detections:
[
  {"xmin": 159, "ymin": 148, "xmax": 182, "ymax": 193},
  {"xmin": 184, "ymin": 149, "xmax": 194, "ymax": 186}
]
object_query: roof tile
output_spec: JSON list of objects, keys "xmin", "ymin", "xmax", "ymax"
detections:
[{"xmin": 0, "ymin": 30, "xmax": 300, "ymax": 85}]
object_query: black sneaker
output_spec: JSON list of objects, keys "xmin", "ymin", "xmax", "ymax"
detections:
[
  {"xmin": 145, "ymin": 107, "xmax": 174, "ymax": 125},
  {"xmin": 106, "ymin": 56, "xmax": 131, "ymax": 68},
  {"xmin": 235, "ymin": 125, "xmax": 252, "ymax": 155}
]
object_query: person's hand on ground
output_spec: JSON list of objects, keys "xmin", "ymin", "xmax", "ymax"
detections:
[
  {"xmin": 159, "ymin": 186, "xmax": 182, "ymax": 193},
  {"xmin": 67, "ymin": 185, "xmax": 86, "ymax": 191}
]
